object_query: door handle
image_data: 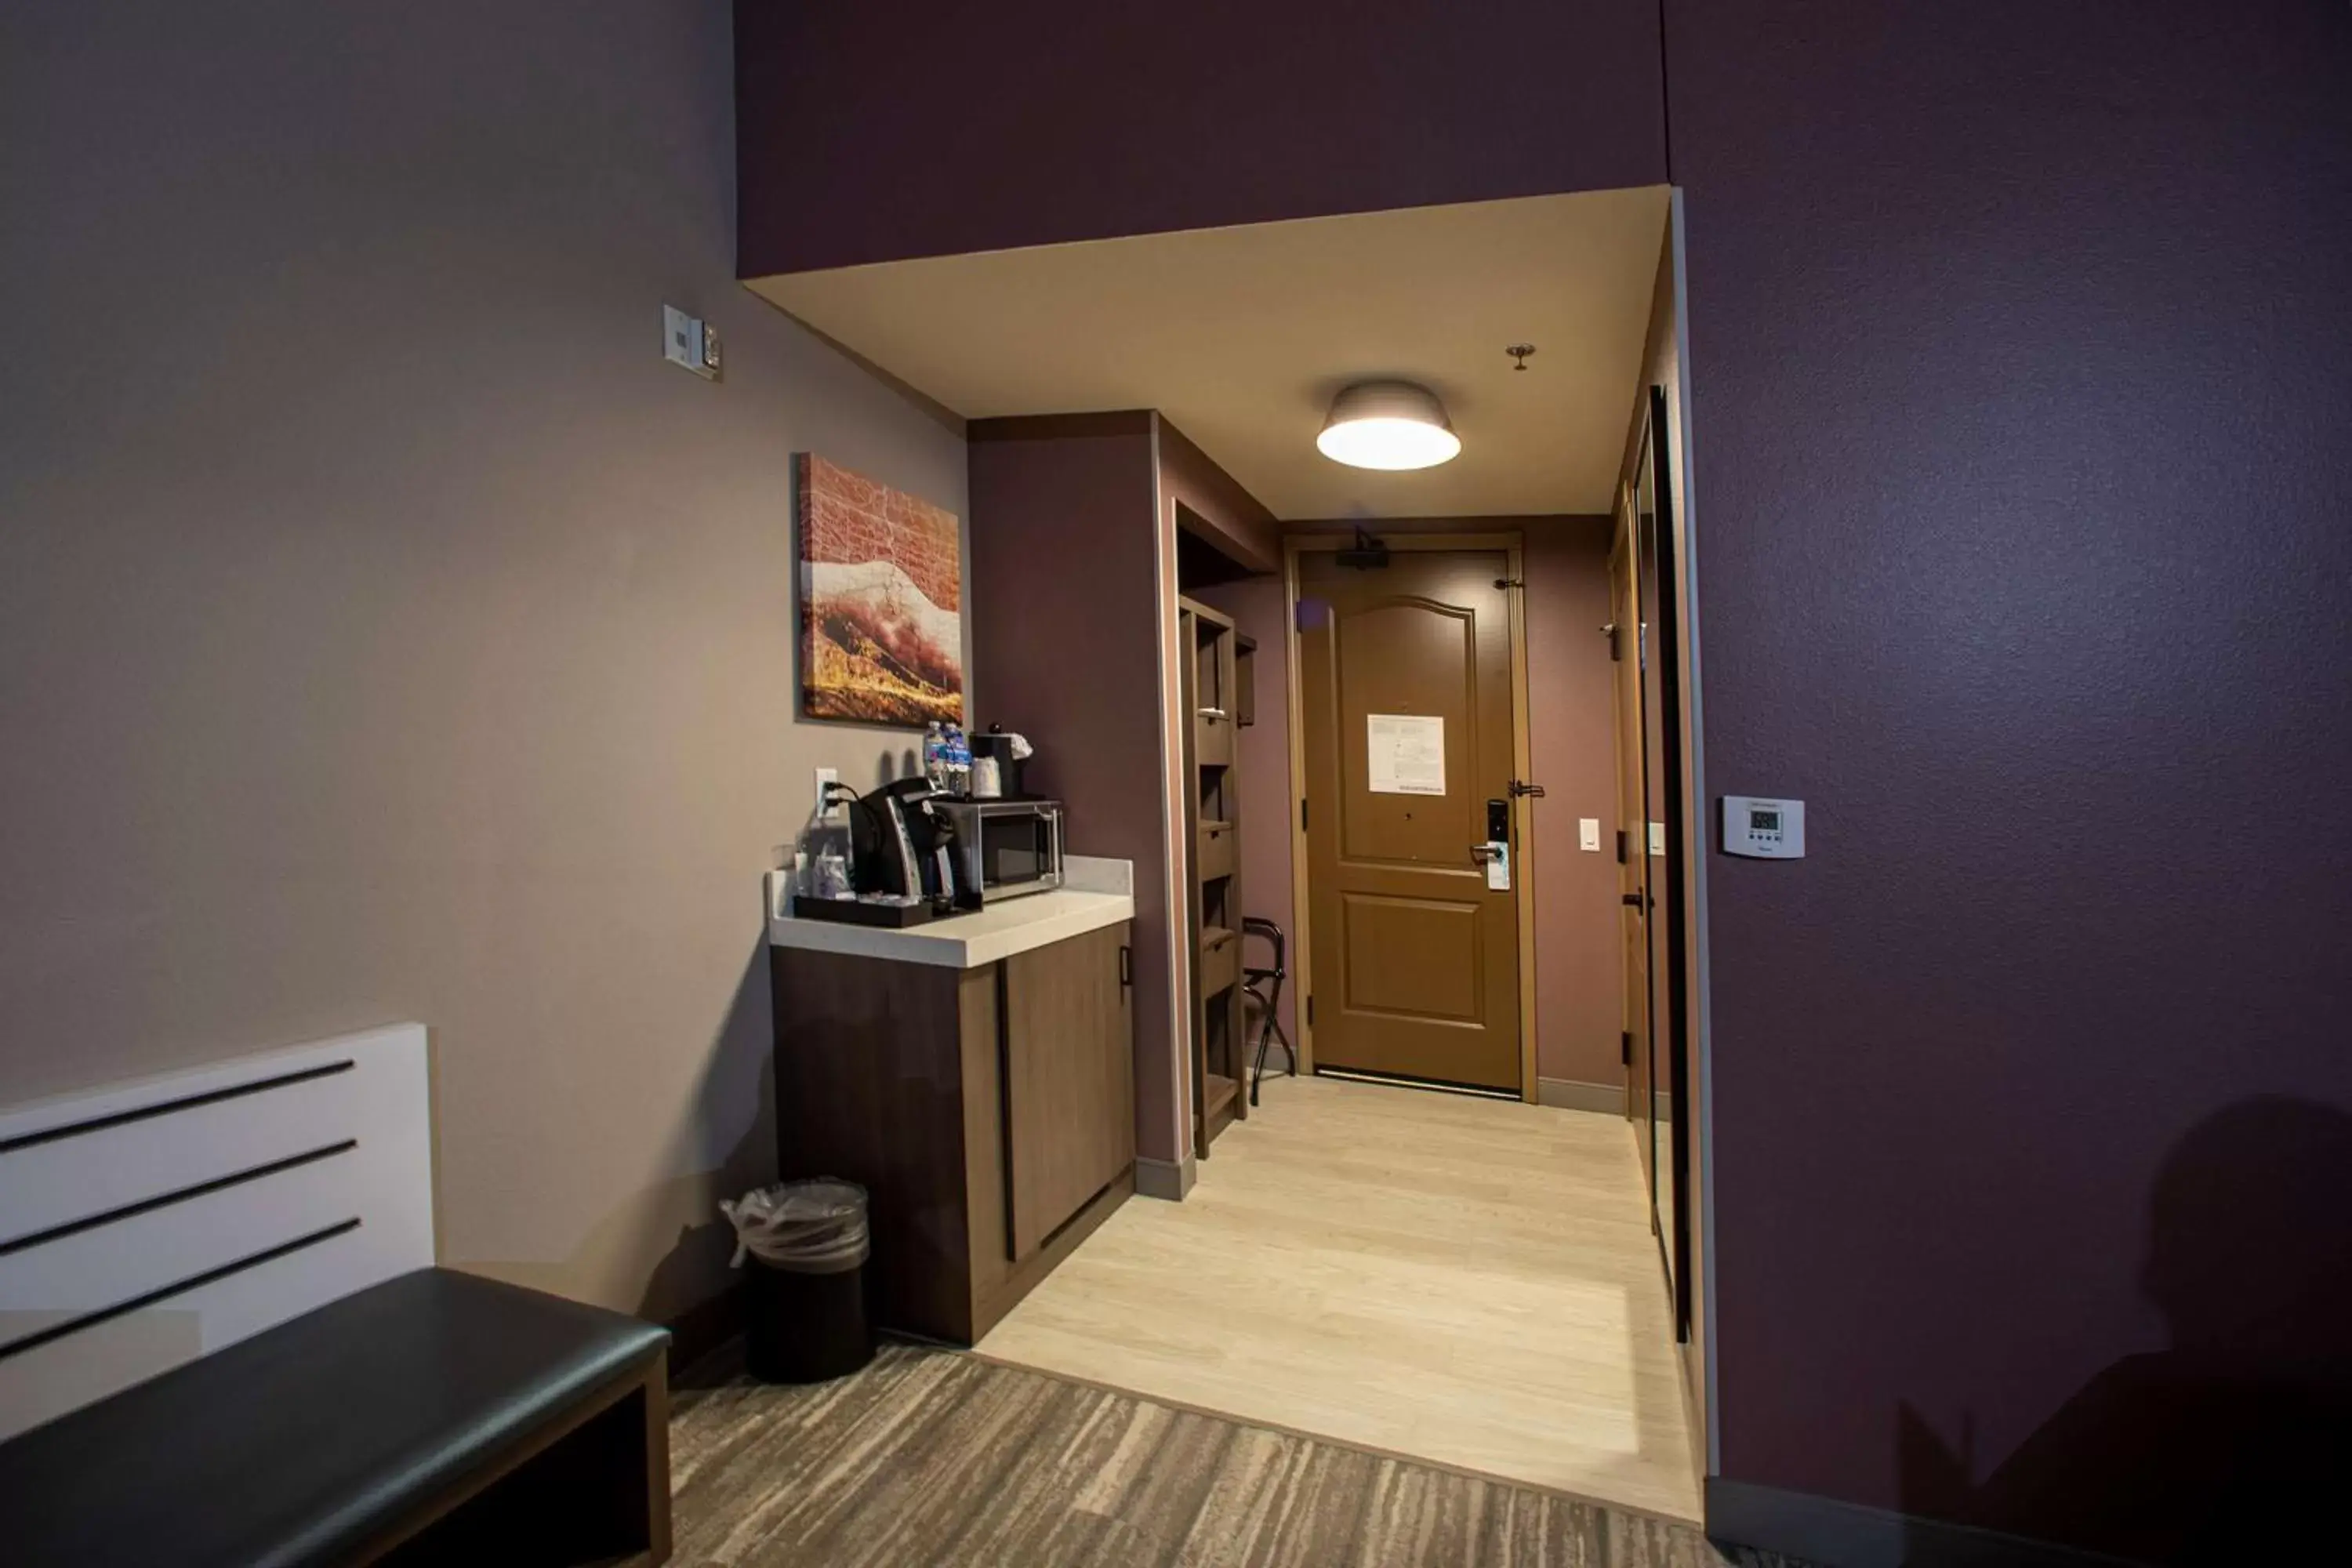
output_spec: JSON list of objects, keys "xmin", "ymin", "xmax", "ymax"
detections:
[
  {"xmin": 1119, "ymin": 946, "xmax": 1133, "ymax": 988},
  {"xmin": 1470, "ymin": 844, "xmax": 1502, "ymax": 862},
  {"xmin": 1621, "ymin": 892, "xmax": 1646, "ymax": 908}
]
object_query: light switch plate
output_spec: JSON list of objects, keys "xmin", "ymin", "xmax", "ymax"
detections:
[
  {"xmin": 1579, "ymin": 817, "xmax": 1601, "ymax": 852},
  {"xmin": 1650, "ymin": 821, "xmax": 1667, "ymax": 857},
  {"xmin": 1722, "ymin": 795, "xmax": 1806, "ymax": 858}
]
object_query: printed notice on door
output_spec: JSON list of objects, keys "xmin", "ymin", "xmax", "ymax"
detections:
[{"xmin": 1367, "ymin": 713, "xmax": 1446, "ymax": 796}]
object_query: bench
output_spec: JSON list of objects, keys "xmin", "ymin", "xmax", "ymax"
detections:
[{"xmin": 0, "ymin": 1266, "xmax": 671, "ymax": 1566}]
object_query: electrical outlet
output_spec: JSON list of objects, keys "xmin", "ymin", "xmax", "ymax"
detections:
[{"xmin": 814, "ymin": 767, "xmax": 839, "ymax": 811}]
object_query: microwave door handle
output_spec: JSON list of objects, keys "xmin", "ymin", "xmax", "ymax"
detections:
[{"xmin": 1051, "ymin": 807, "xmax": 1064, "ymax": 884}]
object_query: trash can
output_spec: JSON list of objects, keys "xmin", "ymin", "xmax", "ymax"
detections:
[{"xmin": 720, "ymin": 1178, "xmax": 873, "ymax": 1384}]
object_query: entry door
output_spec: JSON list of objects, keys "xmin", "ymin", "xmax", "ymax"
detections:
[
  {"xmin": 1610, "ymin": 502, "xmax": 1656, "ymax": 1201},
  {"xmin": 1298, "ymin": 548, "xmax": 1521, "ymax": 1093}
]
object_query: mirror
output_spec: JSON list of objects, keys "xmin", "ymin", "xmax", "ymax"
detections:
[{"xmin": 1632, "ymin": 386, "xmax": 1684, "ymax": 1326}]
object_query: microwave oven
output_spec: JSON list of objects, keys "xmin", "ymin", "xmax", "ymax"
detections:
[{"xmin": 935, "ymin": 799, "xmax": 1064, "ymax": 905}]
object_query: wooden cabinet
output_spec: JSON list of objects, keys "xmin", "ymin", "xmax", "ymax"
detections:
[
  {"xmin": 1181, "ymin": 597, "xmax": 1250, "ymax": 1156},
  {"xmin": 1004, "ymin": 924, "xmax": 1135, "ymax": 1260},
  {"xmin": 769, "ymin": 921, "xmax": 1134, "ymax": 1345}
]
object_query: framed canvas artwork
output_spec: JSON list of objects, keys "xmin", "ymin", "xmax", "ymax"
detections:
[{"xmin": 795, "ymin": 454, "xmax": 964, "ymax": 727}]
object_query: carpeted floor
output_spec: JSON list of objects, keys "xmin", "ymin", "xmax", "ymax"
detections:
[{"xmin": 662, "ymin": 1345, "xmax": 1806, "ymax": 1566}]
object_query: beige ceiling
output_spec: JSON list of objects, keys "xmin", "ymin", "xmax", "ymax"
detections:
[{"xmin": 748, "ymin": 187, "xmax": 1671, "ymax": 521}]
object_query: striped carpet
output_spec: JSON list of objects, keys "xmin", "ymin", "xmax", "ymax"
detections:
[{"xmin": 663, "ymin": 1345, "xmax": 1805, "ymax": 1567}]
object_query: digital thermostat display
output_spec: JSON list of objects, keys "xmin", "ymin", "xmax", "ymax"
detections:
[{"xmin": 1724, "ymin": 796, "xmax": 1805, "ymax": 859}]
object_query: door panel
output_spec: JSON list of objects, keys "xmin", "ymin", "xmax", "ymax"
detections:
[
  {"xmin": 1301, "ymin": 550, "xmax": 1520, "ymax": 1092},
  {"xmin": 1337, "ymin": 601, "xmax": 1479, "ymax": 866},
  {"xmin": 1004, "ymin": 923, "xmax": 1134, "ymax": 1261},
  {"xmin": 1339, "ymin": 894, "xmax": 1485, "ymax": 1021}
]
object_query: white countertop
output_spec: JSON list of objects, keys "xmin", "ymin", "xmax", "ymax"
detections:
[{"xmin": 765, "ymin": 856, "xmax": 1135, "ymax": 969}]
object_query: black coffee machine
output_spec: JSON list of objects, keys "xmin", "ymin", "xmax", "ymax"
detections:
[{"xmin": 850, "ymin": 777, "xmax": 960, "ymax": 903}]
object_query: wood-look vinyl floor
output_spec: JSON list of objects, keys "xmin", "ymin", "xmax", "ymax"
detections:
[
  {"xmin": 664, "ymin": 1344, "xmax": 1799, "ymax": 1567},
  {"xmin": 976, "ymin": 1074, "xmax": 1703, "ymax": 1521}
]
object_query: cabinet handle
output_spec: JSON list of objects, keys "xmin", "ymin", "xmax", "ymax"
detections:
[{"xmin": 1119, "ymin": 946, "xmax": 1133, "ymax": 988}]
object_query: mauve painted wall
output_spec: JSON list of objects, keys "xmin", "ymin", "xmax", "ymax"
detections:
[
  {"xmin": 732, "ymin": 0, "xmax": 1667, "ymax": 275},
  {"xmin": 1671, "ymin": 0, "xmax": 2352, "ymax": 1527},
  {"xmin": 1522, "ymin": 520, "xmax": 1624, "ymax": 1094},
  {"xmin": 0, "ymin": 0, "xmax": 967, "ymax": 1327},
  {"xmin": 967, "ymin": 423, "xmax": 1185, "ymax": 1167}
]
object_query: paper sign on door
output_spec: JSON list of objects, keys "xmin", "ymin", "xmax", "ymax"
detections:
[{"xmin": 1367, "ymin": 714, "xmax": 1446, "ymax": 796}]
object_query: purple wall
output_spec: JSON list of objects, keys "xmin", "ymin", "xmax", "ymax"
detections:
[
  {"xmin": 1671, "ymin": 0, "xmax": 2352, "ymax": 1539},
  {"xmin": 734, "ymin": 0, "xmax": 1666, "ymax": 275},
  {"xmin": 734, "ymin": 1, "xmax": 2352, "ymax": 1548}
]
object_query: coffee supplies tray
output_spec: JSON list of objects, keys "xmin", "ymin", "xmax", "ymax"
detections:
[{"xmin": 791, "ymin": 894, "xmax": 944, "ymax": 929}]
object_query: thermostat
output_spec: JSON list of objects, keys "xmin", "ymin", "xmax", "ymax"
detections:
[{"xmin": 1722, "ymin": 796, "xmax": 1804, "ymax": 858}]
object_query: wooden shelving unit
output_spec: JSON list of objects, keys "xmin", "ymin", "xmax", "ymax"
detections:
[{"xmin": 1180, "ymin": 597, "xmax": 1249, "ymax": 1157}]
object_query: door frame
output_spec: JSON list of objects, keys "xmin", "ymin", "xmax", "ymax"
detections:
[{"xmin": 1281, "ymin": 531, "xmax": 1537, "ymax": 1103}]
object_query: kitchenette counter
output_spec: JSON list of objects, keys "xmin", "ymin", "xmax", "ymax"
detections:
[{"xmin": 764, "ymin": 855, "xmax": 1134, "ymax": 970}]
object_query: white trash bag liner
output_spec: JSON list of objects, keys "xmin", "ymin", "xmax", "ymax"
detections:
[{"xmin": 721, "ymin": 1178, "xmax": 869, "ymax": 1274}]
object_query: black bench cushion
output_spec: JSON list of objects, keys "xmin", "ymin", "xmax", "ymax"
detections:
[{"xmin": 0, "ymin": 1265, "xmax": 669, "ymax": 1568}]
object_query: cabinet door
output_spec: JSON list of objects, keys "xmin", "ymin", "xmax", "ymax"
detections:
[{"xmin": 1004, "ymin": 922, "xmax": 1134, "ymax": 1261}]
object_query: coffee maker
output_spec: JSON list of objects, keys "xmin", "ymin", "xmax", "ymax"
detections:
[{"xmin": 851, "ymin": 777, "xmax": 960, "ymax": 903}]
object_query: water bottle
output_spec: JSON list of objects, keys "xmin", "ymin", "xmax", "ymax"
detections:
[
  {"xmin": 946, "ymin": 724, "xmax": 971, "ymax": 797},
  {"xmin": 922, "ymin": 721, "xmax": 946, "ymax": 792}
]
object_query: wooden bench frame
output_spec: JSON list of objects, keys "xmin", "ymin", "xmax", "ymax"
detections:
[{"xmin": 354, "ymin": 1352, "xmax": 671, "ymax": 1566}]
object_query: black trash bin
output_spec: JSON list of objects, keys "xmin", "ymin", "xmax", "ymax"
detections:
[{"xmin": 722, "ymin": 1178, "xmax": 874, "ymax": 1384}]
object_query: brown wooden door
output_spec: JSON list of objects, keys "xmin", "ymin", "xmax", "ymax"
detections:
[
  {"xmin": 1611, "ymin": 499, "xmax": 1657, "ymax": 1196},
  {"xmin": 1299, "ymin": 549, "xmax": 1520, "ymax": 1092},
  {"xmin": 1004, "ymin": 922, "xmax": 1134, "ymax": 1260}
]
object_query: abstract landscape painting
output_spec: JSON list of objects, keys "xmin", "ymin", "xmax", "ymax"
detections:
[{"xmin": 796, "ymin": 454, "xmax": 964, "ymax": 727}]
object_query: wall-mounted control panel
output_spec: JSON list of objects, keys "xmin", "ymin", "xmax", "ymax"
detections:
[
  {"xmin": 662, "ymin": 304, "xmax": 723, "ymax": 380},
  {"xmin": 1722, "ymin": 795, "xmax": 1805, "ymax": 858}
]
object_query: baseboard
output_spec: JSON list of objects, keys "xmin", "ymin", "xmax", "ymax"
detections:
[
  {"xmin": 1135, "ymin": 1153, "xmax": 1196, "ymax": 1201},
  {"xmin": 1705, "ymin": 1478, "xmax": 2137, "ymax": 1568},
  {"xmin": 1536, "ymin": 1076, "xmax": 1624, "ymax": 1115}
]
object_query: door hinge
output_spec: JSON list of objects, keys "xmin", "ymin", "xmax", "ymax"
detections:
[
  {"xmin": 1616, "ymin": 829, "xmax": 1627, "ymax": 864},
  {"xmin": 1306, "ymin": 996, "xmax": 1315, "ymax": 1027},
  {"xmin": 1603, "ymin": 621, "xmax": 1621, "ymax": 661},
  {"xmin": 1300, "ymin": 798, "xmax": 1309, "ymax": 832},
  {"xmin": 1622, "ymin": 1030, "xmax": 1633, "ymax": 1067}
]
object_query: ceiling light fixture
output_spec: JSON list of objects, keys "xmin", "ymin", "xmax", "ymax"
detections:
[{"xmin": 1315, "ymin": 380, "xmax": 1461, "ymax": 471}]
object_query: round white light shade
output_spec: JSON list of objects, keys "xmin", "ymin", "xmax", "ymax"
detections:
[{"xmin": 1315, "ymin": 380, "xmax": 1461, "ymax": 470}]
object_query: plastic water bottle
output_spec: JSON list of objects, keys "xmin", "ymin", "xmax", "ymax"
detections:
[
  {"xmin": 946, "ymin": 724, "xmax": 971, "ymax": 797},
  {"xmin": 922, "ymin": 721, "xmax": 946, "ymax": 791}
]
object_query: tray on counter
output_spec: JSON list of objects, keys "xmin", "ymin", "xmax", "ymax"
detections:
[{"xmin": 791, "ymin": 895, "xmax": 946, "ymax": 929}]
